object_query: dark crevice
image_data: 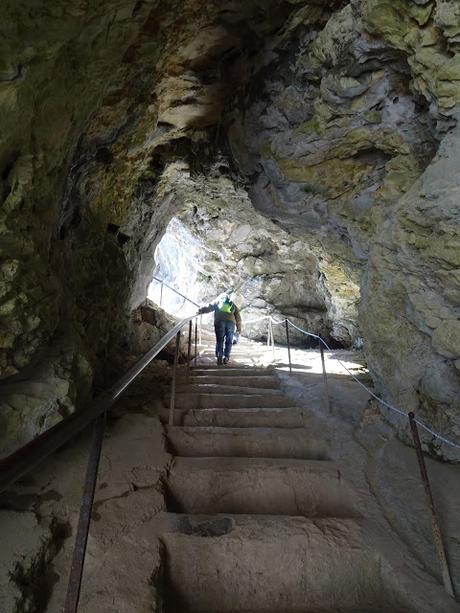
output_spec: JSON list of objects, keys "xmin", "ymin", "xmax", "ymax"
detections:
[
  {"xmin": 162, "ymin": 541, "xmax": 190, "ymax": 613},
  {"xmin": 10, "ymin": 517, "xmax": 71, "ymax": 613},
  {"xmin": 0, "ymin": 151, "xmax": 20, "ymax": 204},
  {"xmin": 0, "ymin": 64, "xmax": 24, "ymax": 82},
  {"xmin": 150, "ymin": 540, "xmax": 166, "ymax": 611},
  {"xmin": 179, "ymin": 515, "xmax": 234, "ymax": 537}
]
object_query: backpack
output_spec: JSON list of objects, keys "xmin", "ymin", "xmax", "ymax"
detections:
[{"xmin": 218, "ymin": 298, "xmax": 235, "ymax": 314}]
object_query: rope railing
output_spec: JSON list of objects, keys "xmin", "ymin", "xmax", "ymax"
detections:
[
  {"xmin": 246, "ymin": 314, "xmax": 460, "ymax": 451},
  {"xmin": 245, "ymin": 313, "xmax": 457, "ymax": 597}
]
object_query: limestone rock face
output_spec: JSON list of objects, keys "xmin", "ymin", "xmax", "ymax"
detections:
[
  {"xmin": 228, "ymin": 1, "xmax": 448, "ymax": 345},
  {"xmin": 173, "ymin": 172, "xmax": 334, "ymax": 344},
  {"xmin": 0, "ymin": 343, "xmax": 92, "ymax": 459},
  {"xmin": 223, "ymin": 0, "xmax": 460, "ymax": 449},
  {"xmin": 0, "ymin": 0, "xmax": 459, "ymax": 453},
  {"xmin": 0, "ymin": 0, "xmax": 160, "ymax": 378},
  {"xmin": 360, "ymin": 117, "xmax": 460, "ymax": 455},
  {"xmin": 128, "ymin": 300, "xmax": 189, "ymax": 360},
  {"xmin": 0, "ymin": 0, "xmax": 165, "ymax": 451}
]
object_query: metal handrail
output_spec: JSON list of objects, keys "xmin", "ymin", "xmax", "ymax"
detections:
[
  {"xmin": 152, "ymin": 276, "xmax": 200, "ymax": 308},
  {"xmin": 0, "ymin": 314, "xmax": 199, "ymax": 494},
  {"xmin": 0, "ymin": 281, "xmax": 208, "ymax": 613},
  {"xmin": 112, "ymin": 315, "xmax": 196, "ymax": 399},
  {"xmin": 64, "ymin": 313, "xmax": 200, "ymax": 613},
  {"xmin": 1, "ymin": 311, "xmax": 201, "ymax": 612}
]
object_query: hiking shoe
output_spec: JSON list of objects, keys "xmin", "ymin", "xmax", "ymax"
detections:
[
  {"xmin": 223, "ymin": 357, "xmax": 229, "ymax": 364},
  {"xmin": 217, "ymin": 356, "xmax": 223, "ymax": 365}
]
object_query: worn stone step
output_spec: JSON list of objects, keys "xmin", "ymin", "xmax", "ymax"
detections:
[
  {"xmin": 219, "ymin": 350, "xmax": 262, "ymax": 354},
  {"xmin": 175, "ymin": 383, "xmax": 282, "ymax": 396},
  {"xmin": 179, "ymin": 375, "xmax": 280, "ymax": 388},
  {"xmin": 165, "ymin": 457, "xmax": 357, "ymax": 516},
  {"xmin": 179, "ymin": 609, "xmax": 403, "ymax": 613},
  {"xmin": 162, "ymin": 514, "xmax": 413, "ymax": 613},
  {"xmin": 166, "ymin": 426, "xmax": 328, "ymax": 460},
  {"xmin": 183, "ymin": 609, "xmax": 402, "ymax": 613},
  {"xmin": 190, "ymin": 367, "xmax": 275, "ymax": 377},
  {"xmin": 160, "ymin": 407, "xmax": 308, "ymax": 428},
  {"xmin": 174, "ymin": 393, "xmax": 293, "ymax": 410}
]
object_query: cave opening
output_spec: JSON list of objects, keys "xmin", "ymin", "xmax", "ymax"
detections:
[{"xmin": 148, "ymin": 217, "xmax": 207, "ymax": 318}]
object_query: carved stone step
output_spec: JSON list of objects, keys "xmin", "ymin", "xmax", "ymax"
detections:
[
  {"xmin": 159, "ymin": 407, "xmax": 308, "ymax": 428},
  {"xmin": 165, "ymin": 426, "xmax": 328, "ymax": 460},
  {"xmin": 166, "ymin": 457, "xmax": 356, "ymax": 517},
  {"xmin": 174, "ymin": 393, "xmax": 293, "ymax": 410},
  {"xmin": 162, "ymin": 514, "xmax": 413, "ymax": 613}
]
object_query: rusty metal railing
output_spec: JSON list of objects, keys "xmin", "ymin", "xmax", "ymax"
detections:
[
  {"xmin": 408, "ymin": 413, "xmax": 455, "ymax": 597},
  {"xmin": 65, "ymin": 313, "xmax": 200, "ymax": 612},
  {"xmin": 0, "ymin": 310, "xmax": 201, "ymax": 611},
  {"xmin": 63, "ymin": 313, "xmax": 200, "ymax": 613}
]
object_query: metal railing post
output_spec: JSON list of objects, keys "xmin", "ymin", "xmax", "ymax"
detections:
[
  {"xmin": 319, "ymin": 342, "xmax": 331, "ymax": 411},
  {"xmin": 194, "ymin": 319, "xmax": 198, "ymax": 367},
  {"xmin": 199, "ymin": 315, "xmax": 202, "ymax": 346},
  {"xmin": 269, "ymin": 318, "xmax": 275, "ymax": 360},
  {"xmin": 285, "ymin": 319, "xmax": 292, "ymax": 374},
  {"xmin": 267, "ymin": 318, "xmax": 271, "ymax": 347},
  {"xmin": 64, "ymin": 414, "xmax": 105, "ymax": 613},
  {"xmin": 169, "ymin": 331, "xmax": 181, "ymax": 426},
  {"xmin": 186, "ymin": 320, "xmax": 192, "ymax": 380},
  {"xmin": 408, "ymin": 412, "xmax": 455, "ymax": 598},
  {"xmin": 159, "ymin": 282, "xmax": 164, "ymax": 307}
]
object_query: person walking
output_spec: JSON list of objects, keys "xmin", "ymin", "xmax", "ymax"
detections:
[{"xmin": 198, "ymin": 293, "xmax": 242, "ymax": 365}]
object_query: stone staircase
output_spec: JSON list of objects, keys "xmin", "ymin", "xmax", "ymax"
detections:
[{"xmin": 156, "ymin": 337, "xmax": 427, "ymax": 612}]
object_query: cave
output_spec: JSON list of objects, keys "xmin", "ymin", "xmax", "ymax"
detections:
[{"xmin": 0, "ymin": 1, "xmax": 459, "ymax": 611}]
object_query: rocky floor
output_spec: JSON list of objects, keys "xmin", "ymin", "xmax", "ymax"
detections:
[{"xmin": 0, "ymin": 333, "xmax": 459, "ymax": 612}]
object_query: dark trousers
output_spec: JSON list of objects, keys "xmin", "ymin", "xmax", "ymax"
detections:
[{"xmin": 215, "ymin": 320, "xmax": 235, "ymax": 359}]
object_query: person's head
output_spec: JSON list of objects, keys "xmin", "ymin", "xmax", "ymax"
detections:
[{"xmin": 217, "ymin": 293, "xmax": 234, "ymax": 313}]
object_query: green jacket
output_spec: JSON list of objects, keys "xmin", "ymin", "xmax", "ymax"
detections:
[{"xmin": 199, "ymin": 301, "xmax": 242, "ymax": 333}]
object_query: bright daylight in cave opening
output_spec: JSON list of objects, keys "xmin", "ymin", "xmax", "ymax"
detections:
[{"xmin": 148, "ymin": 217, "xmax": 208, "ymax": 317}]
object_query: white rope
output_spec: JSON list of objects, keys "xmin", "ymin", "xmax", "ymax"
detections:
[
  {"xmin": 281, "ymin": 317, "xmax": 460, "ymax": 450},
  {"xmin": 284, "ymin": 319, "xmax": 321, "ymax": 339},
  {"xmin": 239, "ymin": 312, "xmax": 459, "ymax": 449},
  {"xmin": 414, "ymin": 422, "xmax": 460, "ymax": 448}
]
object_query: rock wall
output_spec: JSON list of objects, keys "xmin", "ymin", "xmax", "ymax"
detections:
[
  {"xmin": 0, "ymin": 0, "xmax": 165, "ymax": 454},
  {"xmin": 361, "ymin": 117, "xmax": 460, "ymax": 456},
  {"xmin": 1, "ymin": 0, "xmax": 163, "ymax": 379},
  {"xmin": 227, "ymin": 1, "xmax": 456, "ymax": 344},
  {"xmin": 224, "ymin": 0, "xmax": 460, "ymax": 449}
]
